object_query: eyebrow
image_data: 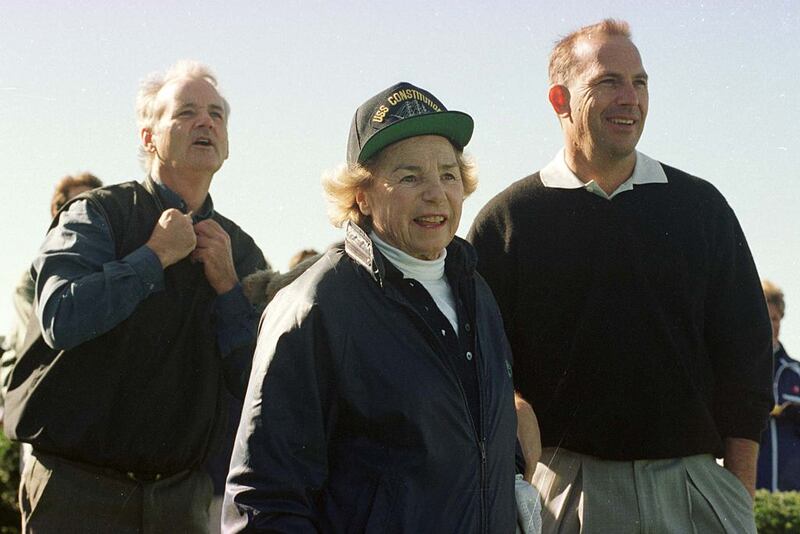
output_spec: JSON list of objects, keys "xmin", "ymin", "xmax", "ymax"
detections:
[
  {"xmin": 175, "ymin": 102, "xmax": 226, "ymax": 113},
  {"xmin": 393, "ymin": 165, "xmax": 422, "ymax": 173},
  {"xmin": 594, "ymin": 71, "xmax": 649, "ymax": 82}
]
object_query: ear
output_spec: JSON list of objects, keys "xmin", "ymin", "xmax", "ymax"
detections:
[
  {"xmin": 355, "ymin": 189, "xmax": 371, "ymax": 216},
  {"xmin": 548, "ymin": 85, "xmax": 571, "ymax": 117},
  {"xmin": 140, "ymin": 128, "xmax": 155, "ymax": 152}
]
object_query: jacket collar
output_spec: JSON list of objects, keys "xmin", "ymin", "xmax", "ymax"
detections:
[
  {"xmin": 343, "ymin": 221, "xmax": 477, "ymax": 286},
  {"xmin": 143, "ymin": 175, "xmax": 215, "ymax": 223}
]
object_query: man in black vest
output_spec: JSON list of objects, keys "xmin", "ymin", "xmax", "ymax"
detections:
[
  {"xmin": 469, "ymin": 19, "xmax": 771, "ymax": 533},
  {"xmin": 12, "ymin": 60, "xmax": 266, "ymax": 533}
]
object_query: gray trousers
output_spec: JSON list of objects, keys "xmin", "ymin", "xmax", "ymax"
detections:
[
  {"xmin": 20, "ymin": 449, "xmax": 213, "ymax": 534},
  {"xmin": 533, "ymin": 448, "xmax": 756, "ymax": 534}
]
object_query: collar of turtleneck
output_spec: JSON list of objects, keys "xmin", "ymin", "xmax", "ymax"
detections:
[{"xmin": 369, "ymin": 231, "xmax": 447, "ymax": 282}]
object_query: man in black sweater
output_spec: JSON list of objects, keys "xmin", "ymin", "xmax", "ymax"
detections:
[{"xmin": 469, "ymin": 19, "xmax": 771, "ymax": 533}]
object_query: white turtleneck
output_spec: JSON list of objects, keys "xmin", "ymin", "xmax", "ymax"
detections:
[{"xmin": 370, "ymin": 232, "xmax": 458, "ymax": 334}]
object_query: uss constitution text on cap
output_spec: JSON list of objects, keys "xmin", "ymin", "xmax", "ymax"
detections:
[{"xmin": 347, "ymin": 82, "xmax": 474, "ymax": 165}]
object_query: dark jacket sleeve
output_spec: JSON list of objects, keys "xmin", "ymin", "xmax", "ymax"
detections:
[
  {"xmin": 219, "ymin": 231, "xmax": 268, "ymax": 399},
  {"xmin": 704, "ymin": 194, "xmax": 772, "ymax": 442},
  {"xmin": 224, "ymin": 292, "xmax": 337, "ymax": 533}
]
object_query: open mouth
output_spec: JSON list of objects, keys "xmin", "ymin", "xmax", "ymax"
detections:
[
  {"xmin": 608, "ymin": 118, "xmax": 635, "ymax": 126},
  {"xmin": 193, "ymin": 137, "xmax": 213, "ymax": 147},
  {"xmin": 414, "ymin": 215, "xmax": 447, "ymax": 227}
]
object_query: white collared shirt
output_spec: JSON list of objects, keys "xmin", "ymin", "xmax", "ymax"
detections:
[{"xmin": 540, "ymin": 148, "xmax": 668, "ymax": 199}]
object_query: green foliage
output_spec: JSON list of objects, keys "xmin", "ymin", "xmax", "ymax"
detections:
[
  {"xmin": 0, "ymin": 432, "xmax": 19, "ymax": 534},
  {"xmin": 755, "ymin": 489, "xmax": 800, "ymax": 533}
]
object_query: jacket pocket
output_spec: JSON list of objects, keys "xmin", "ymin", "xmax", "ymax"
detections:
[{"xmin": 683, "ymin": 455, "xmax": 755, "ymax": 534}]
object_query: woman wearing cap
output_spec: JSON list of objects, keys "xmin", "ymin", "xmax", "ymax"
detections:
[{"xmin": 224, "ymin": 83, "xmax": 538, "ymax": 533}]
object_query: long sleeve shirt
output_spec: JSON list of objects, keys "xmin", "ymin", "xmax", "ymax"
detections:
[
  {"xmin": 469, "ymin": 154, "xmax": 772, "ymax": 459},
  {"xmin": 33, "ymin": 180, "xmax": 257, "ymax": 356}
]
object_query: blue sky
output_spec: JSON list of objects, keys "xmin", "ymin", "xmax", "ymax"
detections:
[{"xmin": 2, "ymin": 0, "xmax": 799, "ymax": 350}]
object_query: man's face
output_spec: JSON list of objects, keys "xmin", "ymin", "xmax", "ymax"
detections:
[
  {"xmin": 564, "ymin": 34, "xmax": 648, "ymax": 163},
  {"xmin": 146, "ymin": 77, "xmax": 229, "ymax": 176},
  {"xmin": 768, "ymin": 303, "xmax": 783, "ymax": 349}
]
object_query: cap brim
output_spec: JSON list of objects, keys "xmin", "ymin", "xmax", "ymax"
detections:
[{"xmin": 358, "ymin": 111, "xmax": 474, "ymax": 163}]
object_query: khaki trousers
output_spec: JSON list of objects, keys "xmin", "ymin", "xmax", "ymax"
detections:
[
  {"xmin": 20, "ymin": 449, "xmax": 213, "ymax": 534},
  {"xmin": 533, "ymin": 448, "xmax": 755, "ymax": 534}
]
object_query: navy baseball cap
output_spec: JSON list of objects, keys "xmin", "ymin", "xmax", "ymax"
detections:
[{"xmin": 346, "ymin": 82, "xmax": 474, "ymax": 165}]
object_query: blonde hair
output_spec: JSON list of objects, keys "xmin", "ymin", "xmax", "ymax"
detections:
[
  {"xmin": 322, "ymin": 148, "xmax": 477, "ymax": 229},
  {"xmin": 763, "ymin": 279, "xmax": 786, "ymax": 318},
  {"xmin": 548, "ymin": 19, "xmax": 632, "ymax": 86},
  {"xmin": 136, "ymin": 60, "xmax": 230, "ymax": 171}
]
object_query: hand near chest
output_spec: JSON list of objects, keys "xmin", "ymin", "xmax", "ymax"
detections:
[{"xmin": 191, "ymin": 218, "xmax": 238, "ymax": 294}]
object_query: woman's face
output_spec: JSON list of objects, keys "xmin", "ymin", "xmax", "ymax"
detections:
[{"xmin": 357, "ymin": 135, "xmax": 464, "ymax": 261}]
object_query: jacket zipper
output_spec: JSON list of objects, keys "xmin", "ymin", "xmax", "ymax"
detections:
[
  {"xmin": 465, "ymin": 278, "xmax": 488, "ymax": 534},
  {"xmin": 385, "ymin": 285, "xmax": 488, "ymax": 531},
  {"xmin": 479, "ymin": 437, "xmax": 487, "ymax": 533}
]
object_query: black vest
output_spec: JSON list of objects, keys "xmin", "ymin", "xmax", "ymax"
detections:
[{"xmin": 5, "ymin": 180, "xmax": 265, "ymax": 475}]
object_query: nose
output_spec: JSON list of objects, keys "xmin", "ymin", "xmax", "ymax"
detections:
[
  {"xmin": 421, "ymin": 178, "xmax": 447, "ymax": 203},
  {"xmin": 616, "ymin": 80, "xmax": 640, "ymax": 106},
  {"xmin": 196, "ymin": 109, "xmax": 214, "ymax": 129}
]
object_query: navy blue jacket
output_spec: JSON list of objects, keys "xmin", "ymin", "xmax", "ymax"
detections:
[
  {"xmin": 224, "ymin": 223, "xmax": 518, "ymax": 533},
  {"xmin": 757, "ymin": 344, "xmax": 800, "ymax": 491}
]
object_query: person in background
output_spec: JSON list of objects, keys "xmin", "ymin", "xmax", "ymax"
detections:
[
  {"xmin": 0, "ymin": 173, "xmax": 103, "ymax": 533},
  {"xmin": 49, "ymin": 173, "xmax": 105, "ymax": 221},
  {"xmin": 757, "ymin": 280, "xmax": 800, "ymax": 492},
  {"xmin": 287, "ymin": 248, "xmax": 319, "ymax": 269},
  {"xmin": 469, "ymin": 18, "xmax": 771, "ymax": 533},
  {"xmin": 4, "ymin": 60, "xmax": 266, "ymax": 533},
  {"xmin": 1, "ymin": 172, "xmax": 103, "ymax": 412}
]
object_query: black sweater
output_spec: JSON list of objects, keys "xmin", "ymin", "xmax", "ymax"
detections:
[{"xmin": 468, "ymin": 163, "xmax": 772, "ymax": 460}]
